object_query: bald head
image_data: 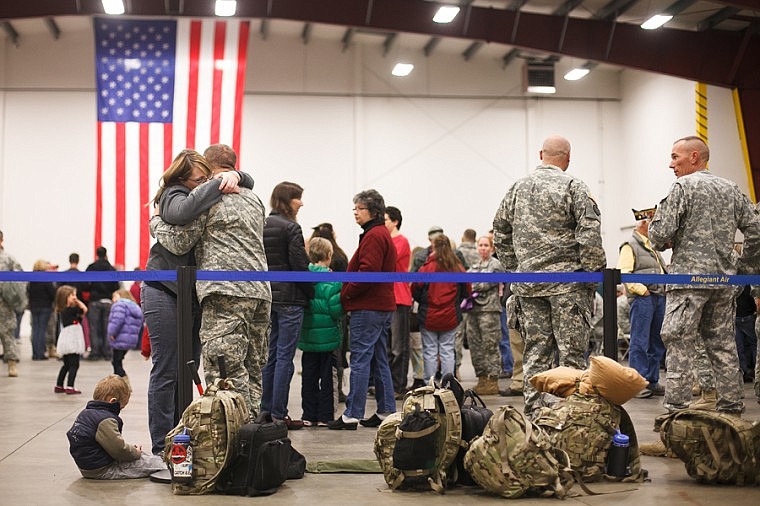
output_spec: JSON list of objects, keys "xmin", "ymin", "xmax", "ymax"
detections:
[{"xmin": 540, "ymin": 135, "xmax": 571, "ymax": 170}]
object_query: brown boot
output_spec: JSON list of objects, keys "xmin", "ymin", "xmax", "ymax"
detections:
[
  {"xmin": 691, "ymin": 389, "xmax": 717, "ymax": 410},
  {"xmin": 47, "ymin": 345, "xmax": 59, "ymax": 360},
  {"xmin": 639, "ymin": 439, "xmax": 676, "ymax": 458},
  {"xmin": 474, "ymin": 377, "xmax": 499, "ymax": 396},
  {"xmin": 7, "ymin": 360, "xmax": 18, "ymax": 377},
  {"xmin": 473, "ymin": 376, "xmax": 485, "ymax": 392}
]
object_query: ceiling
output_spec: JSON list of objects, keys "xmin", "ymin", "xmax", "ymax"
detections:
[{"xmin": 1, "ymin": 0, "xmax": 759, "ymax": 89}]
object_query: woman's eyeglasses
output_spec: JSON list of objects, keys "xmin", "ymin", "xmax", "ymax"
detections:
[
  {"xmin": 190, "ymin": 176, "xmax": 209, "ymax": 184},
  {"xmin": 352, "ymin": 206, "xmax": 368, "ymax": 212}
]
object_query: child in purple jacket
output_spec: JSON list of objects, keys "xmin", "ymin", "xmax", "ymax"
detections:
[{"xmin": 107, "ymin": 289, "xmax": 144, "ymax": 388}]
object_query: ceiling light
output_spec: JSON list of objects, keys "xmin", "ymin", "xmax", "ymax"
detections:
[
  {"xmin": 215, "ymin": 0, "xmax": 237, "ymax": 17},
  {"xmin": 564, "ymin": 68, "xmax": 590, "ymax": 81},
  {"xmin": 392, "ymin": 63, "xmax": 414, "ymax": 77},
  {"xmin": 641, "ymin": 14, "xmax": 672, "ymax": 30},
  {"xmin": 101, "ymin": 0, "xmax": 125, "ymax": 15},
  {"xmin": 526, "ymin": 86, "xmax": 556, "ymax": 94},
  {"xmin": 433, "ymin": 6, "xmax": 461, "ymax": 24}
]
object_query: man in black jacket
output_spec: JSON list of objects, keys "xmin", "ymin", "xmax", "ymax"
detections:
[{"xmin": 85, "ymin": 246, "xmax": 120, "ymax": 360}]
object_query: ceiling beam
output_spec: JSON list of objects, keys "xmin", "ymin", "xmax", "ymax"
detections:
[
  {"xmin": 501, "ymin": 48, "xmax": 520, "ymax": 69},
  {"xmin": 553, "ymin": 0, "xmax": 585, "ymax": 18},
  {"xmin": 462, "ymin": 41, "xmax": 482, "ymax": 61},
  {"xmin": 2, "ymin": 21, "xmax": 19, "ymax": 47},
  {"xmin": 259, "ymin": 19, "xmax": 269, "ymax": 40},
  {"xmin": 44, "ymin": 17, "xmax": 60, "ymax": 40},
  {"xmin": 301, "ymin": 22, "xmax": 312, "ymax": 44},
  {"xmin": 423, "ymin": 36, "xmax": 440, "ymax": 57},
  {"xmin": 698, "ymin": 7, "xmax": 741, "ymax": 32},
  {"xmin": 662, "ymin": 0, "xmax": 697, "ymax": 15},
  {"xmin": 594, "ymin": 0, "xmax": 640, "ymax": 21},
  {"xmin": 383, "ymin": 32, "xmax": 397, "ymax": 56}
]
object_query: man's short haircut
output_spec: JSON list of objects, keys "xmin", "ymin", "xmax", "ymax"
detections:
[
  {"xmin": 675, "ymin": 135, "xmax": 710, "ymax": 163},
  {"xmin": 463, "ymin": 228, "xmax": 476, "ymax": 242},
  {"xmin": 353, "ymin": 189, "xmax": 386, "ymax": 221},
  {"xmin": 203, "ymin": 144, "xmax": 237, "ymax": 170},
  {"xmin": 93, "ymin": 374, "xmax": 131, "ymax": 407},
  {"xmin": 69, "ymin": 253, "xmax": 79, "ymax": 264},
  {"xmin": 96, "ymin": 246, "xmax": 107, "ymax": 259},
  {"xmin": 308, "ymin": 237, "xmax": 333, "ymax": 264},
  {"xmin": 385, "ymin": 206, "xmax": 403, "ymax": 230}
]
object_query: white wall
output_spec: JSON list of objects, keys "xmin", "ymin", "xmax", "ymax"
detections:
[{"xmin": 0, "ymin": 17, "xmax": 750, "ymax": 272}]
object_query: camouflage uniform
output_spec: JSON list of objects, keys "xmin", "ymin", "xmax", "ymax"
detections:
[
  {"xmin": 454, "ymin": 242, "xmax": 480, "ymax": 371},
  {"xmin": 150, "ymin": 188, "xmax": 272, "ymax": 418},
  {"xmin": 0, "ymin": 249, "xmax": 24, "ymax": 363},
  {"xmin": 493, "ymin": 164, "xmax": 606, "ymax": 414},
  {"xmin": 465, "ymin": 256, "xmax": 504, "ymax": 379},
  {"xmin": 649, "ymin": 170, "xmax": 760, "ymax": 414}
]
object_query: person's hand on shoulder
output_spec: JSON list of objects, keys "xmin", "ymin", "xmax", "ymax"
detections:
[{"xmin": 215, "ymin": 171, "xmax": 242, "ymax": 194}]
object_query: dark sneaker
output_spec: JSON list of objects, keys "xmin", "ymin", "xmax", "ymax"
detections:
[
  {"xmin": 327, "ymin": 417, "xmax": 358, "ymax": 431},
  {"xmin": 499, "ymin": 387, "xmax": 523, "ymax": 397},
  {"xmin": 359, "ymin": 414, "xmax": 382, "ymax": 428},
  {"xmin": 636, "ymin": 388, "xmax": 654, "ymax": 399},
  {"xmin": 283, "ymin": 416, "xmax": 304, "ymax": 430},
  {"xmin": 648, "ymin": 383, "xmax": 665, "ymax": 396}
]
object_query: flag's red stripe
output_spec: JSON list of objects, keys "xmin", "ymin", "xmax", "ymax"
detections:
[
  {"xmin": 94, "ymin": 123, "xmax": 104, "ymax": 257},
  {"xmin": 233, "ymin": 21, "xmax": 249, "ymax": 160},
  {"xmin": 210, "ymin": 21, "xmax": 226, "ymax": 145},
  {"xmin": 139, "ymin": 124, "xmax": 150, "ymax": 269},
  {"xmin": 115, "ymin": 123, "xmax": 126, "ymax": 268},
  {"xmin": 164, "ymin": 123, "xmax": 173, "ymax": 169},
  {"xmin": 186, "ymin": 20, "xmax": 202, "ymax": 150}
]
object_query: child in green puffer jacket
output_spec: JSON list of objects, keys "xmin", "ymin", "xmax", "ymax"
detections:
[{"xmin": 299, "ymin": 237, "xmax": 344, "ymax": 427}]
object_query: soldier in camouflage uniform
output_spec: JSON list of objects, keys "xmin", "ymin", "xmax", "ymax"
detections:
[
  {"xmin": 0, "ymin": 230, "xmax": 24, "ymax": 377},
  {"xmin": 493, "ymin": 135, "xmax": 606, "ymax": 414},
  {"xmin": 465, "ymin": 235, "xmax": 505, "ymax": 395},
  {"xmin": 648, "ymin": 136, "xmax": 760, "ymax": 415},
  {"xmin": 150, "ymin": 161, "xmax": 272, "ymax": 420}
]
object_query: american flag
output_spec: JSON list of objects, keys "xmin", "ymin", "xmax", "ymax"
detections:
[{"xmin": 94, "ymin": 17, "xmax": 250, "ymax": 270}]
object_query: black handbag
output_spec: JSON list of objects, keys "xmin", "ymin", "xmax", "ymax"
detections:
[{"xmin": 457, "ymin": 389, "xmax": 494, "ymax": 485}]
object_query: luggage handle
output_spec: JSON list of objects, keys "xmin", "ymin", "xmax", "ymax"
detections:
[
  {"xmin": 439, "ymin": 372, "xmax": 464, "ymax": 407},
  {"xmin": 463, "ymin": 389, "xmax": 487, "ymax": 409},
  {"xmin": 218, "ymin": 355, "xmax": 228, "ymax": 379},
  {"xmin": 187, "ymin": 360, "xmax": 204, "ymax": 395}
]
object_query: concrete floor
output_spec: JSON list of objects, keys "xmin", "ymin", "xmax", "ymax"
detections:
[{"xmin": 1, "ymin": 335, "xmax": 759, "ymax": 505}]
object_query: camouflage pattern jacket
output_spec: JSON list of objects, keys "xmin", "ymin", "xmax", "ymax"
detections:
[
  {"xmin": 492, "ymin": 164, "xmax": 606, "ymax": 296},
  {"xmin": 149, "ymin": 188, "xmax": 272, "ymax": 304},
  {"xmin": 649, "ymin": 169, "xmax": 760, "ymax": 288}
]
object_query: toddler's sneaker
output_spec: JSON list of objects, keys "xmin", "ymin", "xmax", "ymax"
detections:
[
  {"xmin": 54, "ymin": 386, "xmax": 66, "ymax": 393},
  {"xmin": 65, "ymin": 387, "xmax": 82, "ymax": 395}
]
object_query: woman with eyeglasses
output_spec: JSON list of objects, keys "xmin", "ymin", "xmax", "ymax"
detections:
[
  {"xmin": 142, "ymin": 147, "xmax": 253, "ymax": 455},
  {"xmin": 261, "ymin": 181, "xmax": 314, "ymax": 430}
]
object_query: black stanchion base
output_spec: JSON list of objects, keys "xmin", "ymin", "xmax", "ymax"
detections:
[{"xmin": 149, "ymin": 469, "xmax": 172, "ymax": 484}]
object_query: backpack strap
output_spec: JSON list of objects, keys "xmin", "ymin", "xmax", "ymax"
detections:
[{"xmin": 428, "ymin": 388, "xmax": 464, "ymax": 494}]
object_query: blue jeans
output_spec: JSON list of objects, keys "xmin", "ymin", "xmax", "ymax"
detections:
[
  {"xmin": 344, "ymin": 310, "xmax": 395, "ymax": 419},
  {"xmin": 628, "ymin": 294, "xmax": 666, "ymax": 386},
  {"xmin": 420, "ymin": 325, "xmax": 457, "ymax": 381},
  {"xmin": 142, "ymin": 285, "xmax": 201, "ymax": 455},
  {"xmin": 261, "ymin": 304, "xmax": 304, "ymax": 419},
  {"xmin": 735, "ymin": 314, "xmax": 757, "ymax": 376},
  {"xmin": 87, "ymin": 300, "xmax": 113, "ymax": 359},
  {"xmin": 30, "ymin": 308, "xmax": 52, "ymax": 359},
  {"xmin": 499, "ymin": 309, "xmax": 514, "ymax": 373}
]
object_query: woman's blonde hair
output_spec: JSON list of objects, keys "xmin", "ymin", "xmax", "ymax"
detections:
[
  {"xmin": 151, "ymin": 149, "xmax": 212, "ymax": 205},
  {"xmin": 32, "ymin": 259, "xmax": 50, "ymax": 272}
]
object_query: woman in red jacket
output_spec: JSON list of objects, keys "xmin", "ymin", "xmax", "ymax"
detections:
[{"xmin": 412, "ymin": 234, "xmax": 470, "ymax": 382}]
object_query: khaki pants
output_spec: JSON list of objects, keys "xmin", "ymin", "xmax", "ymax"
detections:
[{"xmin": 508, "ymin": 328, "xmax": 524, "ymax": 391}]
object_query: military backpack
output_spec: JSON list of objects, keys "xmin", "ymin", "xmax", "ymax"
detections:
[
  {"xmin": 464, "ymin": 405, "xmax": 576, "ymax": 499},
  {"xmin": 532, "ymin": 391, "xmax": 644, "ymax": 482},
  {"xmin": 660, "ymin": 409, "xmax": 760, "ymax": 485},
  {"xmin": 164, "ymin": 378, "xmax": 250, "ymax": 494},
  {"xmin": 374, "ymin": 379, "xmax": 464, "ymax": 493}
]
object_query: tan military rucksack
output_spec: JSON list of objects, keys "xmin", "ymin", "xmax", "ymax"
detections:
[
  {"xmin": 532, "ymin": 391, "xmax": 645, "ymax": 482},
  {"xmin": 164, "ymin": 379, "xmax": 250, "ymax": 494},
  {"xmin": 373, "ymin": 382, "xmax": 463, "ymax": 493},
  {"xmin": 660, "ymin": 409, "xmax": 760, "ymax": 485},
  {"xmin": 464, "ymin": 405, "xmax": 576, "ymax": 499}
]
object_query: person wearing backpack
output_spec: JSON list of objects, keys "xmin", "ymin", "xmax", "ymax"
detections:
[{"xmin": 411, "ymin": 234, "xmax": 470, "ymax": 385}]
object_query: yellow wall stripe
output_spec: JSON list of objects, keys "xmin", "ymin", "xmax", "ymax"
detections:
[
  {"xmin": 732, "ymin": 89, "xmax": 755, "ymax": 202},
  {"xmin": 695, "ymin": 82, "xmax": 708, "ymax": 143}
]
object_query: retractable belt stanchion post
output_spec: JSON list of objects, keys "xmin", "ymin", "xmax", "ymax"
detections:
[
  {"xmin": 602, "ymin": 268, "xmax": 621, "ymax": 361},
  {"xmin": 177, "ymin": 266, "xmax": 196, "ymax": 413}
]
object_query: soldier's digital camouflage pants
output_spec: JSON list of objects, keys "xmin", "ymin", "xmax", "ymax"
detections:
[
  {"xmin": 518, "ymin": 291, "xmax": 592, "ymax": 414},
  {"xmin": 756, "ymin": 316, "xmax": 760, "ymax": 401},
  {"xmin": 661, "ymin": 288, "xmax": 743, "ymax": 413},
  {"xmin": 465, "ymin": 310, "xmax": 502, "ymax": 379},
  {"xmin": 200, "ymin": 294, "xmax": 271, "ymax": 420},
  {"xmin": 0, "ymin": 305, "xmax": 19, "ymax": 362}
]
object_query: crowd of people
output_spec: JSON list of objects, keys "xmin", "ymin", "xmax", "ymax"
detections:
[{"xmin": 1, "ymin": 134, "xmax": 760, "ymax": 471}]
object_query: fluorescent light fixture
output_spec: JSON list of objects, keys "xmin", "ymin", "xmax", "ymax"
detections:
[
  {"xmin": 564, "ymin": 68, "xmax": 590, "ymax": 81},
  {"xmin": 215, "ymin": 0, "xmax": 237, "ymax": 17},
  {"xmin": 433, "ymin": 6, "xmax": 461, "ymax": 24},
  {"xmin": 526, "ymin": 86, "xmax": 556, "ymax": 94},
  {"xmin": 101, "ymin": 0, "xmax": 125, "ymax": 15},
  {"xmin": 392, "ymin": 63, "xmax": 414, "ymax": 77},
  {"xmin": 641, "ymin": 14, "xmax": 672, "ymax": 30}
]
